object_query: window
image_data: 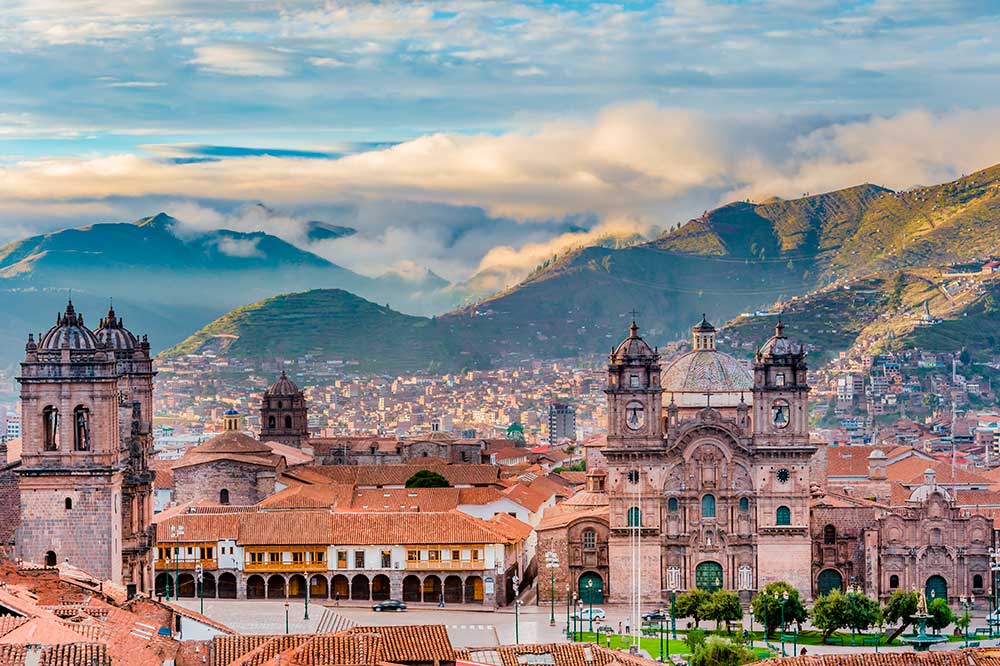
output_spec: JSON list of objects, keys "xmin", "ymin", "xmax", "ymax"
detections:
[
  {"xmin": 43, "ymin": 406, "xmax": 59, "ymax": 451},
  {"xmin": 667, "ymin": 497, "xmax": 679, "ymax": 512},
  {"xmin": 219, "ymin": 489, "xmax": 230, "ymax": 505},
  {"xmin": 73, "ymin": 405, "xmax": 90, "ymax": 451},
  {"xmin": 158, "ymin": 547, "xmax": 170, "ymax": 561},
  {"xmin": 701, "ymin": 494, "xmax": 716, "ymax": 518},
  {"xmin": 314, "ymin": 551, "xmax": 326, "ymax": 564},
  {"xmin": 381, "ymin": 550, "xmax": 392, "ymax": 568},
  {"xmin": 451, "ymin": 549, "xmax": 461, "ymax": 560},
  {"xmin": 202, "ymin": 547, "xmax": 214, "ymax": 560},
  {"xmin": 407, "ymin": 550, "xmax": 419, "ymax": 562},
  {"xmin": 337, "ymin": 551, "xmax": 348, "ymax": 568},
  {"xmin": 269, "ymin": 552, "xmax": 281, "ymax": 564},
  {"xmin": 268, "ymin": 416, "xmax": 276, "ymax": 429},
  {"xmin": 461, "ymin": 451, "xmax": 469, "ymax": 462},
  {"xmin": 775, "ymin": 373, "xmax": 785, "ymax": 387},
  {"xmin": 64, "ymin": 497, "xmax": 72, "ymax": 510},
  {"xmin": 824, "ymin": 524, "xmax": 836, "ymax": 544},
  {"xmin": 292, "ymin": 552, "xmax": 305, "ymax": 564},
  {"xmin": 248, "ymin": 552, "xmax": 265, "ymax": 564},
  {"xmin": 45, "ymin": 551, "xmax": 57, "ymax": 567},
  {"xmin": 890, "ymin": 574, "xmax": 900, "ymax": 589},
  {"xmin": 277, "ymin": 401, "xmax": 284, "ymax": 409},
  {"xmin": 284, "ymin": 415, "xmax": 293, "ymax": 429},
  {"xmin": 739, "ymin": 497, "xmax": 749, "ymax": 512},
  {"xmin": 354, "ymin": 551, "xmax": 365, "ymax": 568},
  {"xmin": 627, "ymin": 470, "xmax": 640, "ymax": 484},
  {"xmin": 974, "ymin": 574, "xmax": 984, "ymax": 589},
  {"xmin": 471, "ymin": 549, "xmax": 482, "ymax": 561},
  {"xmin": 776, "ymin": 506, "xmax": 791, "ymax": 526},
  {"xmin": 583, "ymin": 529, "xmax": 596, "ymax": 550},
  {"xmin": 627, "ymin": 506, "xmax": 641, "ymax": 527},
  {"xmin": 428, "ymin": 549, "xmax": 441, "ymax": 561},
  {"xmin": 629, "ymin": 375, "xmax": 639, "ymax": 387}
]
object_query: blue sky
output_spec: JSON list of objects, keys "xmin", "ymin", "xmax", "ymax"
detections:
[{"xmin": 2, "ymin": 0, "xmax": 1000, "ymax": 285}]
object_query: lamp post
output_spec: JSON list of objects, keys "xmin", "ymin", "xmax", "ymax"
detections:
[
  {"xmin": 572, "ymin": 591, "xmax": 578, "ymax": 642},
  {"xmin": 847, "ymin": 580, "xmax": 860, "ymax": 646},
  {"xmin": 545, "ymin": 551, "xmax": 559, "ymax": 627},
  {"xmin": 659, "ymin": 614, "xmax": 666, "ymax": 663},
  {"xmin": 748, "ymin": 608, "xmax": 754, "ymax": 649},
  {"xmin": 513, "ymin": 574, "xmax": 521, "ymax": 645},
  {"xmin": 284, "ymin": 602, "xmax": 290, "ymax": 634},
  {"xmin": 777, "ymin": 590, "xmax": 789, "ymax": 657},
  {"xmin": 170, "ymin": 525, "xmax": 184, "ymax": 601},
  {"xmin": 195, "ymin": 563, "xmax": 204, "ymax": 615},
  {"xmin": 577, "ymin": 599, "xmax": 584, "ymax": 642},
  {"xmin": 304, "ymin": 572, "xmax": 310, "ymax": 621},
  {"xmin": 990, "ymin": 548, "xmax": 1000, "ymax": 638},
  {"xmin": 586, "ymin": 578, "xmax": 595, "ymax": 636},
  {"xmin": 960, "ymin": 595, "xmax": 973, "ymax": 648},
  {"xmin": 670, "ymin": 585, "xmax": 678, "ymax": 640},
  {"xmin": 566, "ymin": 587, "xmax": 571, "ymax": 640}
]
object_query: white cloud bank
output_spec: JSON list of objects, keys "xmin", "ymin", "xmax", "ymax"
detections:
[{"xmin": 2, "ymin": 103, "xmax": 1000, "ymax": 283}]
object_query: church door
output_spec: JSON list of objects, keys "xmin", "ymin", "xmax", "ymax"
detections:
[
  {"xmin": 925, "ymin": 575, "xmax": 947, "ymax": 602},
  {"xmin": 817, "ymin": 569, "xmax": 843, "ymax": 596},
  {"xmin": 695, "ymin": 562, "xmax": 723, "ymax": 592},
  {"xmin": 578, "ymin": 572, "xmax": 604, "ymax": 604}
]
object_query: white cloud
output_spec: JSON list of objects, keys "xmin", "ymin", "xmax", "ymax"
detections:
[
  {"xmin": 213, "ymin": 236, "xmax": 263, "ymax": 258},
  {"xmin": 188, "ymin": 44, "xmax": 290, "ymax": 77},
  {"xmin": 105, "ymin": 81, "xmax": 164, "ymax": 88}
]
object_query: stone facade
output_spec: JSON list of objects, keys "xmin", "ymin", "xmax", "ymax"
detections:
[
  {"xmin": 15, "ymin": 302, "xmax": 154, "ymax": 590},
  {"xmin": 259, "ymin": 372, "xmax": 310, "ymax": 447},
  {"xmin": 312, "ymin": 432, "xmax": 485, "ymax": 466},
  {"xmin": 172, "ymin": 458, "xmax": 278, "ymax": 506}
]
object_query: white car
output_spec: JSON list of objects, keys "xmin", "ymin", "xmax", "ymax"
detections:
[{"xmin": 575, "ymin": 607, "xmax": 606, "ymax": 621}]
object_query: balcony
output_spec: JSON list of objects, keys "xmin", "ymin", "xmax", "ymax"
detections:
[
  {"xmin": 405, "ymin": 559, "xmax": 487, "ymax": 571},
  {"xmin": 244, "ymin": 561, "xmax": 328, "ymax": 573},
  {"xmin": 155, "ymin": 558, "xmax": 217, "ymax": 571}
]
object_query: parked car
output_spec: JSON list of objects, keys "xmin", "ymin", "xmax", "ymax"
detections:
[
  {"xmin": 574, "ymin": 607, "xmax": 606, "ymax": 621},
  {"xmin": 372, "ymin": 600, "xmax": 407, "ymax": 612},
  {"xmin": 642, "ymin": 609, "xmax": 670, "ymax": 622}
]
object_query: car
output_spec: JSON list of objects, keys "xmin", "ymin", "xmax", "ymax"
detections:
[
  {"xmin": 372, "ymin": 600, "xmax": 407, "ymax": 612},
  {"xmin": 574, "ymin": 607, "xmax": 606, "ymax": 621},
  {"xmin": 642, "ymin": 609, "xmax": 670, "ymax": 622}
]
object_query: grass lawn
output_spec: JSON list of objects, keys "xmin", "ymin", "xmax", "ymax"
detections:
[{"xmin": 572, "ymin": 632, "xmax": 773, "ymax": 661}]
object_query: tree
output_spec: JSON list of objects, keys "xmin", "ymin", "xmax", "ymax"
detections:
[
  {"xmin": 688, "ymin": 637, "xmax": 757, "ymax": 666},
  {"xmin": 843, "ymin": 592, "xmax": 882, "ymax": 638},
  {"xmin": 812, "ymin": 590, "xmax": 848, "ymax": 638},
  {"xmin": 751, "ymin": 582, "xmax": 808, "ymax": 637},
  {"xmin": 675, "ymin": 589, "xmax": 713, "ymax": 628},
  {"xmin": 883, "ymin": 590, "xmax": 920, "ymax": 628},
  {"xmin": 685, "ymin": 628, "xmax": 707, "ymax": 653},
  {"xmin": 959, "ymin": 348, "xmax": 971, "ymax": 366},
  {"xmin": 706, "ymin": 590, "xmax": 743, "ymax": 633},
  {"xmin": 888, "ymin": 271, "xmax": 907, "ymax": 309},
  {"xmin": 404, "ymin": 470, "xmax": 451, "ymax": 488},
  {"xmin": 927, "ymin": 597, "xmax": 955, "ymax": 634}
]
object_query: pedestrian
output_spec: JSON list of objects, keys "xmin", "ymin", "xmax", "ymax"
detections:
[
  {"xmin": 335, "ymin": 592, "xmax": 340, "ymax": 607},
  {"xmin": 618, "ymin": 621, "xmax": 623, "ymax": 635},
  {"xmin": 800, "ymin": 648, "xmax": 808, "ymax": 656},
  {"xmin": 438, "ymin": 598, "xmax": 445, "ymax": 608}
]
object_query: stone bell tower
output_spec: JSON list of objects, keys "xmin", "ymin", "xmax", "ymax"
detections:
[
  {"xmin": 750, "ymin": 319, "xmax": 816, "ymax": 596},
  {"xmin": 259, "ymin": 371, "xmax": 309, "ymax": 447},
  {"xmin": 16, "ymin": 301, "xmax": 125, "ymax": 583}
]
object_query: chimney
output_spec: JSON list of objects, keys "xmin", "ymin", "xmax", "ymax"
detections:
[{"xmin": 867, "ymin": 449, "xmax": 887, "ymax": 480}]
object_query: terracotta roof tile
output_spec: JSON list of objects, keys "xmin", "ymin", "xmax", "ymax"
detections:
[{"xmin": 344, "ymin": 625, "xmax": 454, "ymax": 663}]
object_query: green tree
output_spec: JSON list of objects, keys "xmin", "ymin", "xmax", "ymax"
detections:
[
  {"xmin": 706, "ymin": 590, "xmax": 743, "ymax": 633},
  {"xmin": 812, "ymin": 590, "xmax": 847, "ymax": 638},
  {"xmin": 927, "ymin": 597, "xmax": 954, "ymax": 634},
  {"xmin": 685, "ymin": 628, "xmax": 707, "ymax": 653},
  {"xmin": 923, "ymin": 393, "xmax": 940, "ymax": 413},
  {"xmin": 404, "ymin": 470, "xmax": 451, "ymax": 488},
  {"xmin": 843, "ymin": 592, "xmax": 882, "ymax": 638},
  {"xmin": 688, "ymin": 637, "xmax": 757, "ymax": 666},
  {"xmin": 883, "ymin": 589, "xmax": 920, "ymax": 629},
  {"xmin": 675, "ymin": 589, "xmax": 713, "ymax": 628},
  {"xmin": 751, "ymin": 582, "xmax": 808, "ymax": 637},
  {"xmin": 959, "ymin": 348, "xmax": 971, "ymax": 366},
  {"xmin": 888, "ymin": 271, "xmax": 906, "ymax": 309}
]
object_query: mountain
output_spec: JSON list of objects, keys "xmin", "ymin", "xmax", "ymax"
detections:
[
  {"xmin": 163, "ymin": 289, "xmax": 476, "ymax": 374},
  {"xmin": 0, "ymin": 213, "xmax": 458, "ymax": 362}
]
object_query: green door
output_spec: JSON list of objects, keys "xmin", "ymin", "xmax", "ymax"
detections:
[
  {"xmin": 925, "ymin": 575, "xmax": 947, "ymax": 602},
  {"xmin": 695, "ymin": 562, "xmax": 723, "ymax": 592},
  {"xmin": 817, "ymin": 569, "xmax": 843, "ymax": 596},
  {"xmin": 579, "ymin": 572, "xmax": 604, "ymax": 604}
]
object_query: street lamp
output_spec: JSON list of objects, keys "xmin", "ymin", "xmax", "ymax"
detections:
[
  {"xmin": 572, "ymin": 591, "xmax": 578, "ymax": 642},
  {"xmin": 195, "ymin": 563, "xmax": 204, "ymax": 615},
  {"xmin": 586, "ymin": 578, "xmax": 595, "ymax": 636},
  {"xmin": 169, "ymin": 524, "xmax": 184, "ymax": 601},
  {"xmin": 990, "ymin": 548, "xmax": 1000, "ymax": 638},
  {"xmin": 748, "ymin": 608, "xmax": 754, "ymax": 649},
  {"xmin": 576, "ymin": 599, "xmax": 584, "ymax": 642},
  {"xmin": 960, "ymin": 595, "xmax": 974, "ymax": 648},
  {"xmin": 304, "ymin": 572, "xmax": 310, "ymax": 621},
  {"xmin": 284, "ymin": 602, "xmax": 290, "ymax": 634},
  {"xmin": 670, "ymin": 584, "xmax": 678, "ymax": 640},
  {"xmin": 512, "ymin": 574, "xmax": 521, "ymax": 645},
  {"xmin": 566, "ymin": 586, "xmax": 572, "ymax": 639},
  {"xmin": 659, "ymin": 611, "xmax": 666, "ymax": 663},
  {"xmin": 545, "ymin": 551, "xmax": 559, "ymax": 627},
  {"xmin": 776, "ymin": 590, "xmax": 789, "ymax": 657}
]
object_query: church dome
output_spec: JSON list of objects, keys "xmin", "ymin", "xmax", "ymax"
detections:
[
  {"xmin": 39, "ymin": 301, "xmax": 99, "ymax": 351},
  {"xmin": 661, "ymin": 315, "xmax": 752, "ymax": 407},
  {"xmin": 757, "ymin": 319, "xmax": 802, "ymax": 359},
  {"xmin": 265, "ymin": 371, "xmax": 301, "ymax": 396},
  {"xmin": 907, "ymin": 468, "xmax": 952, "ymax": 503},
  {"xmin": 611, "ymin": 320, "xmax": 656, "ymax": 362},
  {"xmin": 95, "ymin": 305, "xmax": 138, "ymax": 350}
]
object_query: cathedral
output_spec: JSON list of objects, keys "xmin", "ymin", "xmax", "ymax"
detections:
[
  {"xmin": 538, "ymin": 315, "xmax": 990, "ymax": 610},
  {"xmin": 15, "ymin": 302, "xmax": 155, "ymax": 592}
]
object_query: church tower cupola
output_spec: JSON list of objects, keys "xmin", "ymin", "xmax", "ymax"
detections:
[
  {"xmin": 692, "ymin": 314, "xmax": 716, "ymax": 351},
  {"xmin": 605, "ymin": 318, "xmax": 662, "ymax": 448},
  {"xmin": 259, "ymin": 371, "xmax": 310, "ymax": 447}
]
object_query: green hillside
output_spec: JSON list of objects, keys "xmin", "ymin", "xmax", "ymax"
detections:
[{"xmin": 162, "ymin": 289, "xmax": 476, "ymax": 373}]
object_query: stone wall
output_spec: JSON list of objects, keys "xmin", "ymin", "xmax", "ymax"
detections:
[{"xmin": 173, "ymin": 460, "xmax": 265, "ymax": 506}]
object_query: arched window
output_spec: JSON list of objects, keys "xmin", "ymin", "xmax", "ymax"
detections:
[
  {"xmin": 45, "ymin": 551, "xmax": 57, "ymax": 567},
  {"xmin": 583, "ymin": 529, "xmax": 596, "ymax": 550},
  {"xmin": 824, "ymin": 524, "xmax": 836, "ymax": 544},
  {"xmin": 667, "ymin": 497, "xmax": 679, "ymax": 512},
  {"xmin": 43, "ymin": 406, "xmax": 59, "ymax": 451},
  {"xmin": 64, "ymin": 498, "xmax": 72, "ymax": 510},
  {"xmin": 627, "ymin": 506, "xmax": 641, "ymax": 527},
  {"xmin": 739, "ymin": 497, "xmax": 749, "ymax": 512},
  {"xmin": 284, "ymin": 415, "xmax": 292, "ymax": 429},
  {"xmin": 974, "ymin": 574, "xmax": 984, "ymax": 589},
  {"xmin": 72, "ymin": 405, "xmax": 90, "ymax": 451},
  {"xmin": 890, "ymin": 574, "xmax": 899, "ymax": 589},
  {"xmin": 277, "ymin": 401, "xmax": 284, "ymax": 409},
  {"xmin": 776, "ymin": 506, "xmax": 791, "ymax": 526},
  {"xmin": 220, "ymin": 489, "xmax": 230, "ymax": 505},
  {"xmin": 701, "ymin": 494, "xmax": 716, "ymax": 518},
  {"xmin": 268, "ymin": 415, "xmax": 276, "ymax": 429}
]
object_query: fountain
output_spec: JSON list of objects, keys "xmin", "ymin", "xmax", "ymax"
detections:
[{"xmin": 902, "ymin": 590, "xmax": 948, "ymax": 652}]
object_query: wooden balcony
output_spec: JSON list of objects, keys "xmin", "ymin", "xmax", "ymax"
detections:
[
  {"xmin": 244, "ymin": 561, "xmax": 328, "ymax": 573},
  {"xmin": 405, "ymin": 560, "xmax": 486, "ymax": 571},
  {"xmin": 155, "ymin": 558, "xmax": 216, "ymax": 571}
]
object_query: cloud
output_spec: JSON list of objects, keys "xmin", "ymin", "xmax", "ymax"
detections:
[
  {"xmin": 105, "ymin": 81, "xmax": 164, "ymax": 88},
  {"xmin": 188, "ymin": 44, "xmax": 290, "ymax": 76},
  {"xmin": 2, "ymin": 103, "xmax": 1000, "ymax": 283},
  {"xmin": 213, "ymin": 236, "xmax": 263, "ymax": 258}
]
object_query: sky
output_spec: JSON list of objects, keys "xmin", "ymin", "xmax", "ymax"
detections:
[{"xmin": 2, "ymin": 0, "xmax": 1000, "ymax": 287}]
